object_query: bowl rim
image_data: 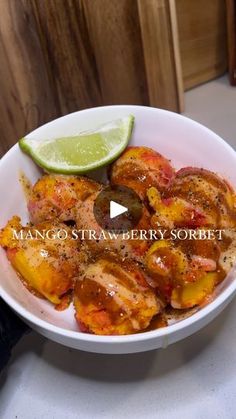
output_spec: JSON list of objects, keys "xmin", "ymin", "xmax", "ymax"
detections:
[{"xmin": 1, "ymin": 104, "xmax": 236, "ymax": 344}]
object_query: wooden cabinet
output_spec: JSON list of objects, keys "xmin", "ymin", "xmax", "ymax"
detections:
[{"xmin": 176, "ymin": 0, "xmax": 227, "ymax": 90}]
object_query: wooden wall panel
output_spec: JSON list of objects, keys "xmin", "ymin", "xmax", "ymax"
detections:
[
  {"xmin": 32, "ymin": 0, "xmax": 102, "ymax": 114},
  {"xmin": 226, "ymin": 0, "xmax": 236, "ymax": 85},
  {"xmin": 83, "ymin": 0, "xmax": 149, "ymax": 105},
  {"xmin": 0, "ymin": 0, "xmax": 59, "ymax": 155},
  {"xmin": 0, "ymin": 0, "xmax": 183, "ymax": 157},
  {"xmin": 176, "ymin": 0, "xmax": 228, "ymax": 90},
  {"xmin": 138, "ymin": 0, "xmax": 183, "ymax": 111}
]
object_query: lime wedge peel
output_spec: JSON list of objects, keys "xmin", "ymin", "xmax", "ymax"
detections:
[{"xmin": 19, "ymin": 115, "xmax": 134, "ymax": 174}]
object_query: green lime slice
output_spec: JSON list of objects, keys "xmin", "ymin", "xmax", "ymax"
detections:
[{"xmin": 19, "ymin": 115, "xmax": 134, "ymax": 174}]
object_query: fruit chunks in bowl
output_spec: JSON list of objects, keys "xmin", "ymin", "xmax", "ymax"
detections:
[{"xmin": 1, "ymin": 146, "xmax": 236, "ymax": 335}]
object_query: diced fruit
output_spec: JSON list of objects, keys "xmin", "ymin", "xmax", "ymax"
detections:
[
  {"xmin": 171, "ymin": 272, "xmax": 217, "ymax": 309},
  {"xmin": 110, "ymin": 146, "xmax": 175, "ymax": 199}
]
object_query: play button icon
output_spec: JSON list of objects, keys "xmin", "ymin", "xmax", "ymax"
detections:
[
  {"xmin": 93, "ymin": 185, "xmax": 143, "ymax": 231},
  {"xmin": 110, "ymin": 201, "xmax": 128, "ymax": 219}
]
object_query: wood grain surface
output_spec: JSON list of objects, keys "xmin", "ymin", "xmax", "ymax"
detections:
[
  {"xmin": 176, "ymin": 0, "xmax": 228, "ymax": 90},
  {"xmin": 226, "ymin": 0, "xmax": 236, "ymax": 85},
  {"xmin": 137, "ymin": 0, "xmax": 183, "ymax": 112},
  {"xmin": 0, "ymin": 0, "xmax": 58, "ymax": 156},
  {"xmin": 83, "ymin": 0, "xmax": 149, "ymax": 106},
  {"xmin": 32, "ymin": 0, "xmax": 103, "ymax": 114},
  {"xmin": 0, "ymin": 0, "xmax": 185, "ymax": 156},
  {"xmin": 0, "ymin": 0, "xmax": 227, "ymax": 157}
]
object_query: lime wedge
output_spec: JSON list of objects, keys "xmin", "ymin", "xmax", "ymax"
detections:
[{"xmin": 19, "ymin": 115, "xmax": 134, "ymax": 174}]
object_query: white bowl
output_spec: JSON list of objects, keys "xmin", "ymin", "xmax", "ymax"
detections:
[{"xmin": 1, "ymin": 105, "xmax": 236, "ymax": 354}]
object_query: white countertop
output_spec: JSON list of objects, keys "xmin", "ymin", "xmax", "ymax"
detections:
[
  {"xmin": 184, "ymin": 75, "xmax": 236, "ymax": 150},
  {"xmin": 1, "ymin": 75, "xmax": 236, "ymax": 419}
]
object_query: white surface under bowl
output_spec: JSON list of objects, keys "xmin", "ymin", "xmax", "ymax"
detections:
[{"xmin": 0, "ymin": 105, "xmax": 236, "ymax": 354}]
